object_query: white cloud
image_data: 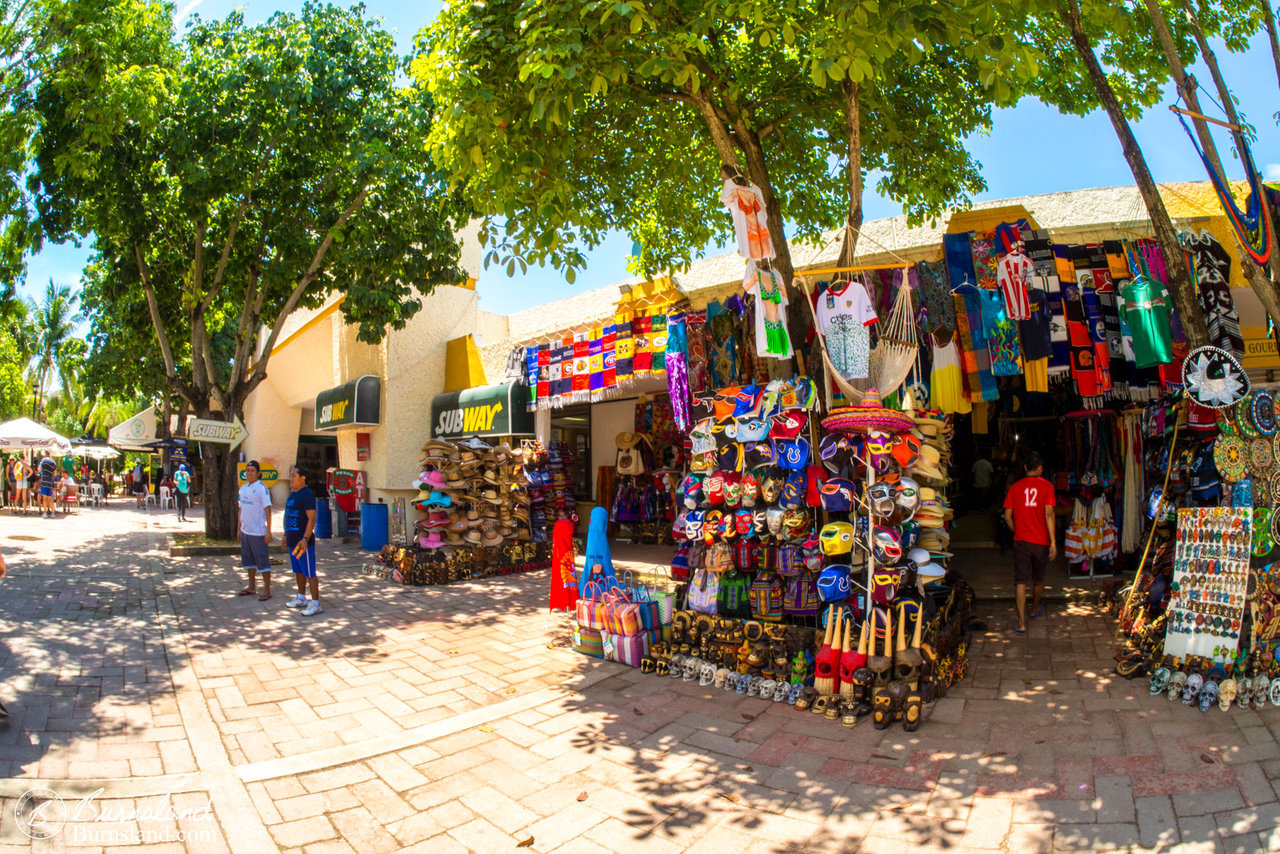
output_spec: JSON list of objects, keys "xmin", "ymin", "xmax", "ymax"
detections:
[
  {"xmin": 1265, "ymin": 163, "xmax": 1280, "ymax": 181},
  {"xmin": 173, "ymin": 0, "xmax": 205, "ymax": 27}
]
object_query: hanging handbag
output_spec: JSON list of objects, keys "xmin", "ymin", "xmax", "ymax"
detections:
[
  {"xmin": 749, "ymin": 571, "xmax": 785, "ymax": 621},
  {"xmin": 716, "ymin": 569, "xmax": 752, "ymax": 618},
  {"xmin": 706, "ymin": 542, "xmax": 734, "ymax": 575},
  {"xmin": 782, "ymin": 573, "xmax": 821, "ymax": 616},
  {"xmin": 1064, "ymin": 499, "xmax": 1088, "ymax": 564},
  {"xmin": 688, "ymin": 566, "xmax": 721, "ymax": 614}
]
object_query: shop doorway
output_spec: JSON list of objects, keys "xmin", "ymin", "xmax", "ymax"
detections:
[
  {"xmin": 297, "ymin": 435, "xmax": 338, "ymax": 479},
  {"xmin": 551, "ymin": 405, "xmax": 591, "ymax": 500}
]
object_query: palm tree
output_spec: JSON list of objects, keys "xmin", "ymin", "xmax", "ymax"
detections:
[{"xmin": 26, "ymin": 280, "xmax": 84, "ymax": 420}]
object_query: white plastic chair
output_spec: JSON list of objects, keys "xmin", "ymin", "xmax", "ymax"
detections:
[
  {"xmin": 159, "ymin": 486, "xmax": 174, "ymax": 509},
  {"xmin": 145, "ymin": 491, "xmax": 158, "ymax": 510},
  {"xmin": 89, "ymin": 483, "xmax": 105, "ymax": 506}
]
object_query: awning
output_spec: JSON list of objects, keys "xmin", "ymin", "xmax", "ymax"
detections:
[
  {"xmin": 431, "ymin": 382, "xmax": 534, "ymax": 439},
  {"xmin": 315, "ymin": 375, "xmax": 381, "ymax": 431},
  {"xmin": 109, "ymin": 406, "xmax": 159, "ymax": 450},
  {"xmin": 0, "ymin": 417, "xmax": 72, "ymax": 452}
]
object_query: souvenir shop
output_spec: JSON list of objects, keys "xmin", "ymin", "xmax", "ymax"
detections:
[{"xmin": 364, "ymin": 386, "xmax": 554, "ymax": 585}]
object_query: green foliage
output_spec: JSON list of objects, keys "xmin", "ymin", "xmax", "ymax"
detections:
[
  {"xmin": 32, "ymin": 2, "xmax": 466, "ymax": 418},
  {"xmin": 0, "ymin": 329, "xmax": 33, "ymax": 418},
  {"xmin": 24, "ymin": 279, "xmax": 83, "ymax": 419},
  {"xmin": 414, "ymin": 0, "xmax": 1038, "ymax": 278}
]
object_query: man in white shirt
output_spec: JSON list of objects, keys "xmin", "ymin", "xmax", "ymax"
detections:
[{"xmin": 236, "ymin": 460, "xmax": 274, "ymax": 601}]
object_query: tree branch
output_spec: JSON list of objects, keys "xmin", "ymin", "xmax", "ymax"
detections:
[
  {"xmin": 239, "ymin": 186, "xmax": 371, "ymax": 399},
  {"xmin": 134, "ymin": 243, "xmax": 195, "ymax": 403}
]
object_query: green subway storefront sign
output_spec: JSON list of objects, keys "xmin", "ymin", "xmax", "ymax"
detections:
[
  {"xmin": 431, "ymin": 383, "xmax": 534, "ymax": 439},
  {"xmin": 315, "ymin": 375, "xmax": 382, "ymax": 431}
]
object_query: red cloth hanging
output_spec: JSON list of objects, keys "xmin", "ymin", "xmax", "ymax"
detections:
[{"xmin": 549, "ymin": 519, "xmax": 579, "ymax": 612}]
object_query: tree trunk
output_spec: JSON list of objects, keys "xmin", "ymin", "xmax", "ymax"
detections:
[
  {"xmin": 838, "ymin": 79, "xmax": 864, "ymax": 269},
  {"xmin": 1177, "ymin": 0, "xmax": 1280, "ymax": 288},
  {"xmin": 201, "ymin": 441, "xmax": 239, "ymax": 540},
  {"xmin": 1062, "ymin": 1, "xmax": 1208, "ymax": 347},
  {"xmin": 159, "ymin": 396, "xmax": 172, "ymax": 479},
  {"xmin": 1263, "ymin": 0, "xmax": 1280, "ymax": 94}
]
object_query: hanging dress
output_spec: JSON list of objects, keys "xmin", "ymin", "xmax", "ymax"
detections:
[
  {"xmin": 743, "ymin": 260, "xmax": 792, "ymax": 359},
  {"xmin": 929, "ymin": 335, "xmax": 972, "ymax": 414},
  {"xmin": 549, "ymin": 518, "xmax": 579, "ymax": 612},
  {"xmin": 721, "ymin": 179, "xmax": 776, "ymax": 261}
]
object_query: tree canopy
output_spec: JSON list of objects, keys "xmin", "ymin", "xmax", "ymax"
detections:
[
  {"xmin": 414, "ymin": 0, "xmax": 1037, "ymax": 283},
  {"xmin": 31, "ymin": 1, "xmax": 468, "ymax": 534}
]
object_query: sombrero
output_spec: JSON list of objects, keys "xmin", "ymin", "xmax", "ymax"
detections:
[{"xmin": 821, "ymin": 388, "xmax": 914, "ymax": 435}]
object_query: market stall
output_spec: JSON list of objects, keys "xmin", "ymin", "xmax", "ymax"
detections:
[{"xmin": 364, "ymin": 436, "xmax": 551, "ymax": 586}]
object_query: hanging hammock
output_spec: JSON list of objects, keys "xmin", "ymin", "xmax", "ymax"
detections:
[
  {"xmin": 1176, "ymin": 112, "xmax": 1273, "ymax": 266},
  {"xmin": 869, "ymin": 270, "xmax": 919, "ymax": 397}
]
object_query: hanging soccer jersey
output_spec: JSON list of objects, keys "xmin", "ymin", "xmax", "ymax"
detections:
[
  {"xmin": 996, "ymin": 251, "xmax": 1033, "ymax": 319},
  {"xmin": 816, "ymin": 280, "xmax": 877, "ymax": 379},
  {"xmin": 1119, "ymin": 276, "xmax": 1174, "ymax": 367}
]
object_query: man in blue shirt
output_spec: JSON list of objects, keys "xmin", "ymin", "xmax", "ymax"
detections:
[
  {"xmin": 173, "ymin": 464, "xmax": 192, "ymax": 522},
  {"xmin": 283, "ymin": 465, "xmax": 322, "ymax": 616}
]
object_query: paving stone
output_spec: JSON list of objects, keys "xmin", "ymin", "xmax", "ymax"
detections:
[
  {"xmin": 1136, "ymin": 794, "xmax": 1179, "ymax": 849},
  {"xmin": 1173, "ymin": 785, "xmax": 1246, "ymax": 817},
  {"xmin": 1215, "ymin": 801, "xmax": 1280, "ymax": 838},
  {"xmin": 268, "ymin": 817, "xmax": 336, "ymax": 848}
]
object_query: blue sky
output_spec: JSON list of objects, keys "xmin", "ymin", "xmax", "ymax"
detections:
[{"xmin": 22, "ymin": 0, "xmax": 1280, "ymax": 316}]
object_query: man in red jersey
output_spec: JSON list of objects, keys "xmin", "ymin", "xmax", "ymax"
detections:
[{"xmin": 1003, "ymin": 452, "xmax": 1056, "ymax": 634}]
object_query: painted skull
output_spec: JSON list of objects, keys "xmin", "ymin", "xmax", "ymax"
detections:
[
  {"xmin": 787, "ymin": 682, "xmax": 804, "ymax": 704},
  {"xmin": 773, "ymin": 680, "xmax": 790, "ymax": 702},
  {"xmin": 714, "ymin": 667, "xmax": 730, "ymax": 688},
  {"xmin": 1182, "ymin": 673, "xmax": 1203, "ymax": 705},
  {"xmin": 1218, "ymin": 678, "xmax": 1236, "ymax": 711},
  {"xmin": 1198, "ymin": 679, "xmax": 1218, "ymax": 712},
  {"xmin": 683, "ymin": 656, "xmax": 702, "ymax": 681},
  {"xmin": 723, "ymin": 669, "xmax": 738, "ymax": 692},
  {"xmin": 1148, "ymin": 665, "xmax": 1170, "ymax": 696},
  {"xmin": 669, "ymin": 654, "xmax": 687, "ymax": 679},
  {"xmin": 1270, "ymin": 678, "xmax": 1280, "ymax": 707},
  {"xmin": 1167, "ymin": 671, "xmax": 1187, "ymax": 701},
  {"xmin": 867, "ymin": 482, "xmax": 896, "ymax": 517},
  {"xmin": 735, "ymin": 672, "xmax": 751, "ymax": 694},
  {"xmin": 1237, "ymin": 676, "xmax": 1253, "ymax": 709},
  {"xmin": 758, "ymin": 678, "xmax": 777, "ymax": 700},
  {"xmin": 1254, "ymin": 674, "xmax": 1271, "ymax": 707},
  {"xmin": 699, "ymin": 662, "xmax": 716, "ymax": 687},
  {"xmin": 820, "ymin": 522, "xmax": 855, "ymax": 556}
]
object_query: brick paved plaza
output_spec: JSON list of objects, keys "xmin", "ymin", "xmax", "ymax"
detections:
[{"xmin": 0, "ymin": 505, "xmax": 1278, "ymax": 852}]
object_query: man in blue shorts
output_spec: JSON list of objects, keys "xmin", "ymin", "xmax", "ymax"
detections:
[{"xmin": 283, "ymin": 465, "xmax": 322, "ymax": 616}]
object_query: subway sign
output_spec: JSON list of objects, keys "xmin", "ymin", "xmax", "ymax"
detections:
[
  {"xmin": 431, "ymin": 382, "xmax": 535, "ymax": 439},
  {"xmin": 315, "ymin": 375, "xmax": 381, "ymax": 431}
]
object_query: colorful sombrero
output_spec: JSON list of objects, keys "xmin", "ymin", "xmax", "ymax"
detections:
[{"xmin": 821, "ymin": 388, "xmax": 915, "ymax": 435}]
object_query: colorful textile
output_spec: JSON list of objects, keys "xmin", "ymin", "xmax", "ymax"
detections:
[
  {"xmin": 615, "ymin": 319, "xmax": 634, "ymax": 384},
  {"xmin": 633, "ymin": 315, "xmax": 652, "ymax": 376},
  {"xmin": 572, "ymin": 334, "xmax": 590, "ymax": 399},
  {"xmin": 997, "ymin": 251, "xmax": 1033, "ymax": 319},
  {"xmin": 1077, "ymin": 266, "xmax": 1113, "ymax": 393},
  {"xmin": 953, "ymin": 285, "xmax": 999, "ymax": 401},
  {"xmin": 705, "ymin": 302, "xmax": 738, "ymax": 388},
  {"xmin": 686, "ymin": 312, "xmax": 709, "ymax": 394},
  {"xmin": 580, "ymin": 506, "xmax": 617, "ymax": 597},
  {"xmin": 549, "ymin": 518, "xmax": 579, "ymax": 612},
  {"xmin": 602, "ymin": 323, "xmax": 617, "ymax": 392},
  {"xmin": 1184, "ymin": 229, "xmax": 1243, "ymax": 358},
  {"xmin": 589, "ymin": 329, "xmax": 604, "ymax": 396},
  {"xmin": 944, "ymin": 232, "xmax": 977, "ymax": 290},
  {"xmin": 666, "ymin": 314, "xmax": 691, "ymax": 430},
  {"xmin": 977, "ymin": 288, "xmax": 1022, "ymax": 376},
  {"xmin": 917, "ymin": 260, "xmax": 956, "ymax": 334},
  {"xmin": 930, "ymin": 336, "xmax": 972, "ymax": 414},
  {"xmin": 1018, "ymin": 289, "xmax": 1053, "ymax": 362},
  {"xmin": 649, "ymin": 313, "xmax": 668, "ymax": 375},
  {"xmin": 970, "ymin": 234, "xmax": 999, "ymax": 290}
]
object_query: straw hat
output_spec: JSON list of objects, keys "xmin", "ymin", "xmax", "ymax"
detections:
[
  {"xmin": 617, "ymin": 431, "xmax": 647, "ymax": 449},
  {"xmin": 444, "ymin": 531, "xmax": 466, "ymax": 546},
  {"xmin": 464, "ymin": 529, "xmax": 483, "ymax": 544},
  {"xmin": 481, "ymin": 529, "xmax": 504, "ymax": 547},
  {"xmin": 912, "ymin": 445, "xmax": 948, "ymax": 482},
  {"xmin": 480, "ymin": 488, "xmax": 503, "ymax": 505}
]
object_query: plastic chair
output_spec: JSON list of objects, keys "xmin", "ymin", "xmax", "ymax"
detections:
[
  {"xmin": 159, "ymin": 486, "xmax": 174, "ymax": 509},
  {"xmin": 89, "ymin": 483, "xmax": 105, "ymax": 506},
  {"xmin": 63, "ymin": 484, "xmax": 80, "ymax": 513},
  {"xmin": 145, "ymin": 491, "xmax": 158, "ymax": 510}
]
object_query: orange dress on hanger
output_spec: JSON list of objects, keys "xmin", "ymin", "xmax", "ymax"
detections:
[{"xmin": 549, "ymin": 518, "xmax": 579, "ymax": 612}]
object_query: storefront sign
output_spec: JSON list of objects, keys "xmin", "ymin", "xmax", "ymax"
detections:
[
  {"xmin": 356, "ymin": 432, "xmax": 371, "ymax": 462},
  {"xmin": 328, "ymin": 468, "xmax": 366, "ymax": 512},
  {"xmin": 315, "ymin": 376, "xmax": 381, "ymax": 431},
  {"xmin": 430, "ymin": 382, "xmax": 534, "ymax": 439},
  {"xmin": 1241, "ymin": 329, "xmax": 1279, "ymax": 370},
  {"xmin": 237, "ymin": 460, "xmax": 280, "ymax": 486}
]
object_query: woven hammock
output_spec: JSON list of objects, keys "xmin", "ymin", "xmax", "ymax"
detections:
[
  {"xmin": 1177, "ymin": 112, "xmax": 1272, "ymax": 266},
  {"xmin": 869, "ymin": 270, "xmax": 918, "ymax": 397}
]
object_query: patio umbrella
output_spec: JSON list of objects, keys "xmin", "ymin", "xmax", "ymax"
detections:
[{"xmin": 0, "ymin": 417, "xmax": 72, "ymax": 453}]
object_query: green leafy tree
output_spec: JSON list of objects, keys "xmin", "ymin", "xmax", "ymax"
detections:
[
  {"xmin": 33, "ymin": 3, "xmax": 467, "ymax": 536},
  {"xmin": 414, "ymin": 0, "xmax": 1035, "ymax": 286},
  {"xmin": 0, "ymin": 0, "xmax": 175, "ymax": 304}
]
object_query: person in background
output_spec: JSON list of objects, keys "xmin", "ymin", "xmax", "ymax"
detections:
[
  {"xmin": 37, "ymin": 452, "xmax": 57, "ymax": 518},
  {"xmin": 131, "ymin": 461, "xmax": 147, "ymax": 509},
  {"xmin": 283, "ymin": 465, "xmax": 322, "ymax": 616},
  {"xmin": 1003, "ymin": 451, "xmax": 1056, "ymax": 635},
  {"xmin": 6, "ymin": 457, "xmax": 17, "ymax": 510},
  {"xmin": 236, "ymin": 460, "xmax": 274, "ymax": 601},
  {"xmin": 971, "ymin": 454, "xmax": 995, "ymax": 508},
  {"xmin": 173, "ymin": 464, "xmax": 191, "ymax": 522}
]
